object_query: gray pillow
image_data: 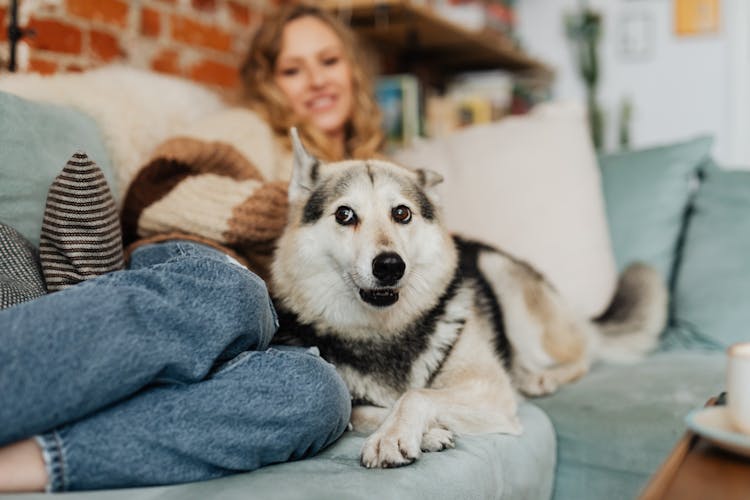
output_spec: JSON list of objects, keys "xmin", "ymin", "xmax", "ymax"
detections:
[
  {"xmin": 599, "ymin": 136, "xmax": 713, "ymax": 284},
  {"xmin": 668, "ymin": 162, "xmax": 750, "ymax": 349},
  {"xmin": 0, "ymin": 223, "xmax": 46, "ymax": 309},
  {"xmin": 0, "ymin": 91, "xmax": 114, "ymax": 248}
]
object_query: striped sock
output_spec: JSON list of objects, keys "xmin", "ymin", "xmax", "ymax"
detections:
[{"xmin": 39, "ymin": 151, "xmax": 125, "ymax": 292}]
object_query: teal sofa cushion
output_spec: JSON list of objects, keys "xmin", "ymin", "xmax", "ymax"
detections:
[
  {"xmin": 669, "ymin": 163, "xmax": 750, "ymax": 349},
  {"xmin": 0, "ymin": 403, "xmax": 555, "ymax": 500},
  {"xmin": 0, "ymin": 91, "xmax": 114, "ymax": 248},
  {"xmin": 535, "ymin": 351, "xmax": 725, "ymax": 500},
  {"xmin": 599, "ymin": 137, "xmax": 713, "ymax": 283}
]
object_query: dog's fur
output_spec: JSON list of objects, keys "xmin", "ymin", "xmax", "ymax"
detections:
[{"xmin": 271, "ymin": 129, "xmax": 668, "ymax": 468}]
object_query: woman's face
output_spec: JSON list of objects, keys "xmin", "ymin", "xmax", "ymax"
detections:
[{"xmin": 274, "ymin": 16, "xmax": 354, "ymax": 138}]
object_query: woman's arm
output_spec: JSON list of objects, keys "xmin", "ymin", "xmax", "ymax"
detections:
[{"xmin": 121, "ymin": 108, "xmax": 291, "ymax": 276}]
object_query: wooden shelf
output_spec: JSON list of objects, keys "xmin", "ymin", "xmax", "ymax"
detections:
[{"xmin": 322, "ymin": 0, "xmax": 553, "ymax": 82}]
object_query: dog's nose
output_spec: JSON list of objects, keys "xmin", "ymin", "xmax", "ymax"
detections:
[{"xmin": 372, "ymin": 252, "xmax": 405, "ymax": 286}]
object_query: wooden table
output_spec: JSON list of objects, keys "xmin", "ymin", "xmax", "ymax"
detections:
[{"xmin": 640, "ymin": 395, "xmax": 750, "ymax": 500}]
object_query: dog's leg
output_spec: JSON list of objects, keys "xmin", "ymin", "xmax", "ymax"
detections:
[
  {"xmin": 359, "ymin": 389, "xmax": 436, "ymax": 468},
  {"xmin": 359, "ymin": 385, "xmax": 521, "ymax": 468},
  {"xmin": 351, "ymin": 401, "xmax": 480, "ymax": 449},
  {"xmin": 351, "ymin": 405, "xmax": 390, "ymax": 433},
  {"xmin": 506, "ymin": 286, "xmax": 593, "ymax": 397},
  {"xmin": 360, "ymin": 373, "xmax": 521, "ymax": 468},
  {"xmin": 477, "ymin": 250, "xmax": 593, "ymax": 397},
  {"xmin": 513, "ymin": 358, "xmax": 589, "ymax": 396},
  {"xmin": 359, "ymin": 314, "xmax": 523, "ymax": 468},
  {"xmin": 352, "ymin": 402, "xmax": 456, "ymax": 455}
]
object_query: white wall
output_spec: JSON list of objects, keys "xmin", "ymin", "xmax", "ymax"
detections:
[{"xmin": 517, "ymin": 0, "xmax": 750, "ymax": 167}]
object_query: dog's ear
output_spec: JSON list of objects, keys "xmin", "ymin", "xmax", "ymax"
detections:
[
  {"xmin": 415, "ymin": 168, "xmax": 443, "ymax": 191},
  {"xmin": 289, "ymin": 127, "xmax": 320, "ymax": 202}
]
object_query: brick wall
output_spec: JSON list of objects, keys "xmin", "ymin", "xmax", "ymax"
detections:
[{"xmin": 0, "ymin": 0, "xmax": 279, "ymax": 91}]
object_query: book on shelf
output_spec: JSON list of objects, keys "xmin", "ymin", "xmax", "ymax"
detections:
[
  {"xmin": 431, "ymin": 0, "xmax": 518, "ymax": 36},
  {"xmin": 429, "ymin": 70, "xmax": 514, "ymax": 135},
  {"xmin": 376, "ymin": 74, "xmax": 421, "ymax": 151},
  {"xmin": 376, "ymin": 68, "xmax": 550, "ymax": 145}
]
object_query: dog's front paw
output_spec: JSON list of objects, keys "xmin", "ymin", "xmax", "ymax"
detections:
[
  {"xmin": 421, "ymin": 426, "xmax": 455, "ymax": 452},
  {"xmin": 360, "ymin": 427, "xmax": 422, "ymax": 468}
]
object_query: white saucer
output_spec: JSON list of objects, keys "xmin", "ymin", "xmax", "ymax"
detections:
[{"xmin": 684, "ymin": 406, "xmax": 750, "ymax": 458}]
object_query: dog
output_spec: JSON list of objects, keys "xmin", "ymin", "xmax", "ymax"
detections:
[{"xmin": 271, "ymin": 128, "xmax": 668, "ymax": 469}]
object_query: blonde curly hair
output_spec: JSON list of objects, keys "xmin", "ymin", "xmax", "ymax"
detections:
[{"xmin": 240, "ymin": 4, "xmax": 384, "ymax": 161}]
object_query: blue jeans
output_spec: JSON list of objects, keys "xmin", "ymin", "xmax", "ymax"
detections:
[{"xmin": 0, "ymin": 241, "xmax": 351, "ymax": 491}]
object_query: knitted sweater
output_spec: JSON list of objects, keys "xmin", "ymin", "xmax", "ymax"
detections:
[
  {"xmin": 0, "ymin": 69, "xmax": 292, "ymax": 292},
  {"xmin": 121, "ymin": 108, "xmax": 293, "ymax": 280}
]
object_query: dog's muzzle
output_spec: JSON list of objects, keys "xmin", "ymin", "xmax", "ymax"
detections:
[{"xmin": 360, "ymin": 252, "xmax": 405, "ymax": 307}]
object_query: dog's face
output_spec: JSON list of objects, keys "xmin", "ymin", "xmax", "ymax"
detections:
[{"xmin": 272, "ymin": 129, "xmax": 457, "ymax": 336}]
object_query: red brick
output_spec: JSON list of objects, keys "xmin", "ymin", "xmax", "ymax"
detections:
[
  {"xmin": 0, "ymin": 7, "xmax": 7, "ymax": 42},
  {"xmin": 228, "ymin": 2, "xmax": 254, "ymax": 26},
  {"xmin": 188, "ymin": 59, "xmax": 239, "ymax": 88},
  {"xmin": 141, "ymin": 7, "xmax": 160, "ymax": 37},
  {"xmin": 66, "ymin": 0, "xmax": 130, "ymax": 28},
  {"xmin": 151, "ymin": 48, "xmax": 181, "ymax": 75},
  {"xmin": 191, "ymin": 0, "xmax": 216, "ymax": 12},
  {"xmin": 170, "ymin": 15, "xmax": 233, "ymax": 52},
  {"xmin": 29, "ymin": 58, "xmax": 58, "ymax": 75},
  {"xmin": 90, "ymin": 29, "xmax": 124, "ymax": 61},
  {"xmin": 66, "ymin": 64, "xmax": 86, "ymax": 73},
  {"xmin": 27, "ymin": 19, "xmax": 83, "ymax": 54}
]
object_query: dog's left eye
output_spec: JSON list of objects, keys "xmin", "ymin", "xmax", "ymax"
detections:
[
  {"xmin": 392, "ymin": 205, "xmax": 412, "ymax": 224},
  {"xmin": 335, "ymin": 206, "xmax": 358, "ymax": 226}
]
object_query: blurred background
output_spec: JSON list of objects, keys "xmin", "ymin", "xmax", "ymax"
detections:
[
  {"xmin": 518, "ymin": 0, "xmax": 749, "ymax": 167},
  {"xmin": 1, "ymin": 0, "xmax": 746, "ymax": 166}
]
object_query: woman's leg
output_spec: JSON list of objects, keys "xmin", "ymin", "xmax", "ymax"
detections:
[
  {"xmin": 37, "ymin": 347, "xmax": 351, "ymax": 491},
  {"xmin": 0, "ymin": 241, "xmax": 277, "ymax": 446}
]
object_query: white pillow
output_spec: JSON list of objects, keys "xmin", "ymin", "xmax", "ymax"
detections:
[{"xmin": 394, "ymin": 101, "xmax": 617, "ymax": 317}]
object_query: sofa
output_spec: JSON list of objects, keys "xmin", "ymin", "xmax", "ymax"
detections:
[{"xmin": 0, "ymin": 67, "xmax": 743, "ymax": 499}]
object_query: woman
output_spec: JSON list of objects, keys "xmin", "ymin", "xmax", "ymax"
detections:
[
  {"xmin": 241, "ymin": 3, "xmax": 383, "ymax": 161},
  {"xmin": 0, "ymin": 4, "xmax": 382, "ymax": 492}
]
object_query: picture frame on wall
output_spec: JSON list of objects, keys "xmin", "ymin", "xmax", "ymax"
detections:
[
  {"xmin": 618, "ymin": 9, "xmax": 654, "ymax": 61},
  {"xmin": 674, "ymin": 0, "xmax": 720, "ymax": 36}
]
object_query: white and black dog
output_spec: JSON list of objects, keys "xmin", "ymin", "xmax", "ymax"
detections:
[{"xmin": 272, "ymin": 129, "xmax": 667, "ymax": 469}]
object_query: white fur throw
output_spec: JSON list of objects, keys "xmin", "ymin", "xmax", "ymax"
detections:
[
  {"xmin": 394, "ymin": 102, "xmax": 618, "ymax": 317},
  {"xmin": 0, "ymin": 65, "xmax": 225, "ymax": 200}
]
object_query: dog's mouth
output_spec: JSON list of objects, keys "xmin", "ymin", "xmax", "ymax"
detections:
[{"xmin": 359, "ymin": 288, "xmax": 399, "ymax": 307}]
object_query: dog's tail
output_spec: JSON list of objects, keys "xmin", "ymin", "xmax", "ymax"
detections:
[{"xmin": 591, "ymin": 262, "xmax": 668, "ymax": 363}]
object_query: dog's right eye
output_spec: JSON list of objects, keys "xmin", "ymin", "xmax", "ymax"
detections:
[{"xmin": 334, "ymin": 206, "xmax": 357, "ymax": 226}]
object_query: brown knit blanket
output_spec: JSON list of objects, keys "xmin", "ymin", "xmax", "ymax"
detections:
[{"xmin": 121, "ymin": 110, "xmax": 292, "ymax": 281}]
